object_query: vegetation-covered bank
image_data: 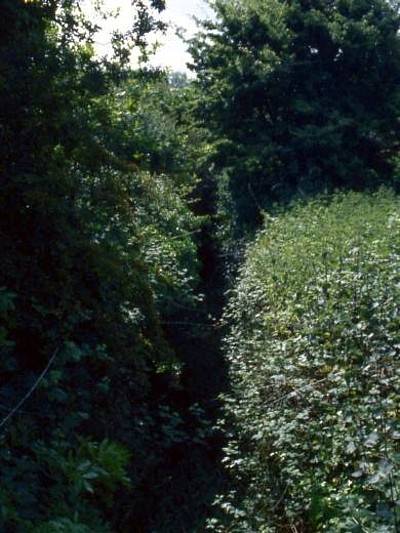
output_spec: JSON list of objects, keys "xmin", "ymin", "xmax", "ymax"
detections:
[{"xmin": 214, "ymin": 191, "xmax": 400, "ymax": 532}]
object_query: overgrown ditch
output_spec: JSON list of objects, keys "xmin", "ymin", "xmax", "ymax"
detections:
[{"xmin": 130, "ymin": 183, "xmax": 230, "ymax": 532}]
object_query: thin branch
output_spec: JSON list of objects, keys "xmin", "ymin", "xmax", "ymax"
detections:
[
  {"xmin": 0, "ymin": 347, "xmax": 59, "ymax": 432},
  {"xmin": 268, "ymin": 375, "xmax": 335, "ymax": 408},
  {"xmin": 248, "ymin": 182, "xmax": 263, "ymax": 214},
  {"xmin": 272, "ymin": 482, "xmax": 290, "ymax": 511},
  {"xmin": 160, "ymin": 320, "xmax": 219, "ymax": 328}
]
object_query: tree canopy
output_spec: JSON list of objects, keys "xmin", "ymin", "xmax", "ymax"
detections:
[{"xmin": 191, "ymin": 0, "xmax": 400, "ymax": 230}]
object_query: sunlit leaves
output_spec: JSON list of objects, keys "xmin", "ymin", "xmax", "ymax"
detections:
[{"xmin": 215, "ymin": 190, "xmax": 400, "ymax": 531}]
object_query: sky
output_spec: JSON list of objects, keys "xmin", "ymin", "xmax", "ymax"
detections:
[{"xmin": 83, "ymin": 0, "xmax": 213, "ymax": 72}]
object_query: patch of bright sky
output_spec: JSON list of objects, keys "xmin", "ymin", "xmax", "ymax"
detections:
[{"xmin": 82, "ymin": 0, "xmax": 213, "ymax": 73}]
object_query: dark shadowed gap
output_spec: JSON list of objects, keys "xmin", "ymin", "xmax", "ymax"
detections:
[{"xmin": 119, "ymin": 175, "xmax": 230, "ymax": 532}]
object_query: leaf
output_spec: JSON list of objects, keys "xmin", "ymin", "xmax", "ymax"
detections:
[{"xmin": 365, "ymin": 432, "xmax": 379, "ymax": 448}]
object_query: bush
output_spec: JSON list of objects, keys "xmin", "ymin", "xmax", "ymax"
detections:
[
  {"xmin": 215, "ymin": 190, "xmax": 400, "ymax": 532},
  {"xmin": 0, "ymin": 3, "xmax": 202, "ymax": 529}
]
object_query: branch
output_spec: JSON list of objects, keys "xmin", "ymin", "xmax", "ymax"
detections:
[{"xmin": 0, "ymin": 347, "xmax": 60, "ymax": 432}]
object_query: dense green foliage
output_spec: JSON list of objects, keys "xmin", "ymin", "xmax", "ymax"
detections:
[
  {"xmin": 3, "ymin": 0, "xmax": 400, "ymax": 530},
  {"xmin": 191, "ymin": 0, "xmax": 400, "ymax": 231},
  {"xmin": 215, "ymin": 191, "xmax": 400, "ymax": 531},
  {"xmin": 0, "ymin": 1, "xmax": 212, "ymax": 530}
]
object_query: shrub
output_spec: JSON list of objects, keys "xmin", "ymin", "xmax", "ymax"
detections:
[{"xmin": 215, "ymin": 190, "xmax": 400, "ymax": 532}]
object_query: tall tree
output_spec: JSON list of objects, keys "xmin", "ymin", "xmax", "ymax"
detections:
[{"xmin": 190, "ymin": 0, "xmax": 400, "ymax": 231}]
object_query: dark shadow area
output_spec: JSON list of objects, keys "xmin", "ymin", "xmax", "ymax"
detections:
[{"xmin": 120, "ymin": 177, "xmax": 230, "ymax": 532}]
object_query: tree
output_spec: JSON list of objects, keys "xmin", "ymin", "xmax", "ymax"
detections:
[
  {"xmin": 190, "ymin": 0, "xmax": 400, "ymax": 231},
  {"xmin": 0, "ymin": 1, "xmax": 207, "ymax": 530}
]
